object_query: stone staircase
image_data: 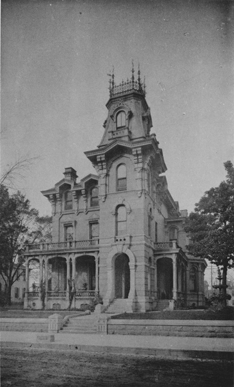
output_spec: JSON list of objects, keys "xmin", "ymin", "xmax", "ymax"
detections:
[
  {"xmin": 62, "ymin": 315, "xmax": 98, "ymax": 334},
  {"xmin": 105, "ymin": 299, "xmax": 130, "ymax": 314},
  {"xmin": 156, "ymin": 300, "xmax": 170, "ymax": 311}
]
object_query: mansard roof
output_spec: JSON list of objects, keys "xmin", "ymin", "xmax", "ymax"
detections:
[
  {"xmin": 41, "ymin": 170, "xmax": 98, "ymax": 198},
  {"xmin": 85, "ymin": 136, "xmax": 167, "ymax": 173}
]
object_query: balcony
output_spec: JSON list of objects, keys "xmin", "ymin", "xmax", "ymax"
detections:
[
  {"xmin": 25, "ymin": 239, "xmax": 99, "ymax": 253},
  {"xmin": 154, "ymin": 241, "xmax": 178, "ymax": 251},
  {"xmin": 108, "ymin": 128, "xmax": 130, "ymax": 140}
]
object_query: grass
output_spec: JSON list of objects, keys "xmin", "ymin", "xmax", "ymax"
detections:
[
  {"xmin": 0, "ymin": 308, "xmax": 84, "ymax": 319},
  {"xmin": 111, "ymin": 307, "xmax": 234, "ymax": 321}
]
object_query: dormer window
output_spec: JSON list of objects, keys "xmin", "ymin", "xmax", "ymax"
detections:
[
  {"xmin": 90, "ymin": 187, "xmax": 99, "ymax": 207},
  {"xmin": 116, "ymin": 111, "xmax": 126, "ymax": 129},
  {"xmin": 117, "ymin": 164, "xmax": 127, "ymax": 191},
  {"xmin": 65, "ymin": 191, "xmax": 73, "ymax": 210}
]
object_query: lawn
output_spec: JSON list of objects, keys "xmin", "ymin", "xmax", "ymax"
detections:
[{"xmin": 111, "ymin": 307, "xmax": 234, "ymax": 321}]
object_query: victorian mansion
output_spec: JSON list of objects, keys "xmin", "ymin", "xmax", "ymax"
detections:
[{"xmin": 24, "ymin": 67, "xmax": 206, "ymax": 313}]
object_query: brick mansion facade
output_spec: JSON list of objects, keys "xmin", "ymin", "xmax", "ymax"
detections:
[{"xmin": 24, "ymin": 67, "xmax": 206, "ymax": 313}]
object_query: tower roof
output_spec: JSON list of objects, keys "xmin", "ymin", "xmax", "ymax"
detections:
[{"xmin": 108, "ymin": 62, "xmax": 146, "ymax": 100}]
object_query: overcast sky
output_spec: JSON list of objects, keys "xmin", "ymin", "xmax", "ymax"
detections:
[{"xmin": 2, "ymin": 0, "xmax": 234, "ymax": 216}]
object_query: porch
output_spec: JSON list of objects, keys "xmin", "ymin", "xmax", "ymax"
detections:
[{"xmin": 24, "ymin": 240, "xmax": 100, "ymax": 310}]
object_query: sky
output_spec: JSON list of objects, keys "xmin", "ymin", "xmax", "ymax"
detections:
[{"xmin": 1, "ymin": 0, "xmax": 234, "ymax": 217}]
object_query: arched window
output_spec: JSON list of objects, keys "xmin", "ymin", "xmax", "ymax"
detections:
[
  {"xmin": 117, "ymin": 164, "xmax": 127, "ymax": 191},
  {"xmin": 116, "ymin": 111, "xmax": 126, "ymax": 129},
  {"xmin": 190, "ymin": 266, "xmax": 197, "ymax": 292},
  {"xmin": 65, "ymin": 191, "xmax": 73, "ymax": 210},
  {"xmin": 116, "ymin": 205, "xmax": 127, "ymax": 236},
  {"xmin": 169, "ymin": 227, "xmax": 178, "ymax": 241},
  {"xmin": 90, "ymin": 187, "xmax": 99, "ymax": 207}
]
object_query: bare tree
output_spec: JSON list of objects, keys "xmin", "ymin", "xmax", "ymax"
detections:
[{"xmin": 0, "ymin": 156, "xmax": 39, "ymax": 188}]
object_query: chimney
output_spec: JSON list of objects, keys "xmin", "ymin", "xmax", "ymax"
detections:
[{"xmin": 63, "ymin": 167, "xmax": 78, "ymax": 182}]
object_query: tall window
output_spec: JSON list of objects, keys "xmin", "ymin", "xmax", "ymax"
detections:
[
  {"xmin": 117, "ymin": 164, "xmax": 127, "ymax": 191},
  {"xmin": 148, "ymin": 208, "xmax": 152, "ymax": 237},
  {"xmin": 190, "ymin": 266, "xmax": 197, "ymax": 292},
  {"xmin": 14, "ymin": 287, "xmax": 19, "ymax": 299},
  {"xmin": 116, "ymin": 205, "xmax": 127, "ymax": 236},
  {"xmin": 65, "ymin": 191, "xmax": 73, "ymax": 210},
  {"xmin": 65, "ymin": 225, "xmax": 73, "ymax": 246},
  {"xmin": 147, "ymin": 170, "xmax": 151, "ymax": 194},
  {"xmin": 90, "ymin": 222, "xmax": 99, "ymax": 245},
  {"xmin": 90, "ymin": 187, "xmax": 99, "ymax": 207},
  {"xmin": 155, "ymin": 221, "xmax": 158, "ymax": 242},
  {"xmin": 169, "ymin": 227, "xmax": 178, "ymax": 241},
  {"xmin": 116, "ymin": 111, "xmax": 126, "ymax": 129}
]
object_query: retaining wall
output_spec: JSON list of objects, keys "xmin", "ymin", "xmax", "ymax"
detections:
[
  {"xmin": 0, "ymin": 318, "xmax": 48, "ymax": 332},
  {"xmin": 107, "ymin": 319, "xmax": 234, "ymax": 338}
]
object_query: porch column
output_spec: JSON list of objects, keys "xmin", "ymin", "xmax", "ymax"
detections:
[
  {"xmin": 44, "ymin": 257, "xmax": 49, "ymax": 305},
  {"xmin": 172, "ymin": 255, "xmax": 177, "ymax": 300},
  {"xmin": 186, "ymin": 266, "xmax": 190, "ymax": 304},
  {"xmin": 39, "ymin": 259, "xmax": 43, "ymax": 289},
  {"xmin": 66, "ymin": 256, "xmax": 71, "ymax": 300},
  {"xmin": 72, "ymin": 256, "xmax": 76, "ymax": 281},
  {"xmin": 71, "ymin": 256, "xmax": 76, "ymax": 308},
  {"xmin": 38, "ymin": 258, "xmax": 43, "ymax": 307},
  {"xmin": 128, "ymin": 262, "xmax": 136, "ymax": 300},
  {"xmin": 25, "ymin": 260, "xmax": 29, "ymax": 292},
  {"xmin": 154, "ymin": 259, "xmax": 157, "ymax": 298},
  {"xmin": 95, "ymin": 255, "xmax": 99, "ymax": 293},
  {"xmin": 199, "ymin": 264, "xmax": 204, "ymax": 292},
  {"xmin": 24, "ymin": 259, "xmax": 29, "ymax": 307}
]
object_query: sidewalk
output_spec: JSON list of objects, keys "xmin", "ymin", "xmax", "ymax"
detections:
[{"xmin": 1, "ymin": 330, "xmax": 234, "ymax": 361}]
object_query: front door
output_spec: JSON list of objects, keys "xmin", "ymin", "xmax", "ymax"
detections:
[{"xmin": 115, "ymin": 254, "xmax": 130, "ymax": 299}]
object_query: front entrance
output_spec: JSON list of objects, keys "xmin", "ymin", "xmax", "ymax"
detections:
[
  {"xmin": 115, "ymin": 254, "xmax": 130, "ymax": 299},
  {"xmin": 157, "ymin": 258, "xmax": 173, "ymax": 299}
]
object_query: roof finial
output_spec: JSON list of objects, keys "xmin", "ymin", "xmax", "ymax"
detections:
[
  {"xmin": 144, "ymin": 76, "xmax": 146, "ymax": 94},
  {"xmin": 138, "ymin": 63, "xmax": 141, "ymax": 86},
  {"xmin": 112, "ymin": 66, "xmax": 115, "ymax": 88},
  {"xmin": 107, "ymin": 69, "xmax": 112, "ymax": 94},
  {"xmin": 131, "ymin": 60, "xmax": 135, "ymax": 82}
]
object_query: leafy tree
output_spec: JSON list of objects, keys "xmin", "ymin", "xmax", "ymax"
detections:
[
  {"xmin": 185, "ymin": 161, "xmax": 234, "ymax": 304},
  {"xmin": 0, "ymin": 185, "xmax": 52, "ymax": 305}
]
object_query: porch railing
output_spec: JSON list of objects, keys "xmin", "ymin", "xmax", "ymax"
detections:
[
  {"xmin": 26, "ymin": 239, "xmax": 99, "ymax": 252},
  {"xmin": 27, "ymin": 290, "xmax": 97, "ymax": 298},
  {"xmin": 146, "ymin": 290, "xmax": 158, "ymax": 298},
  {"xmin": 27, "ymin": 291, "xmax": 39, "ymax": 298},
  {"xmin": 75, "ymin": 290, "xmax": 96, "ymax": 298},
  {"xmin": 47, "ymin": 291, "xmax": 66, "ymax": 298}
]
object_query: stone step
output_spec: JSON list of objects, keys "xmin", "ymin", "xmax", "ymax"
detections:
[
  {"xmin": 157, "ymin": 300, "xmax": 170, "ymax": 311},
  {"xmin": 106, "ymin": 299, "xmax": 130, "ymax": 314},
  {"xmin": 63, "ymin": 316, "xmax": 98, "ymax": 334},
  {"xmin": 62, "ymin": 327, "xmax": 97, "ymax": 334}
]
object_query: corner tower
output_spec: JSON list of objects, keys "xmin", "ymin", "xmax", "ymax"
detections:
[
  {"xmin": 85, "ymin": 65, "xmax": 172, "ymax": 312},
  {"xmin": 85, "ymin": 65, "xmax": 167, "ymax": 202},
  {"xmin": 99, "ymin": 65, "xmax": 152, "ymax": 145}
]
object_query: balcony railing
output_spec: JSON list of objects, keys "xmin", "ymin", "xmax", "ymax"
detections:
[
  {"xmin": 110, "ymin": 80, "xmax": 145, "ymax": 97},
  {"xmin": 154, "ymin": 241, "xmax": 178, "ymax": 250},
  {"xmin": 26, "ymin": 239, "xmax": 99, "ymax": 252}
]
